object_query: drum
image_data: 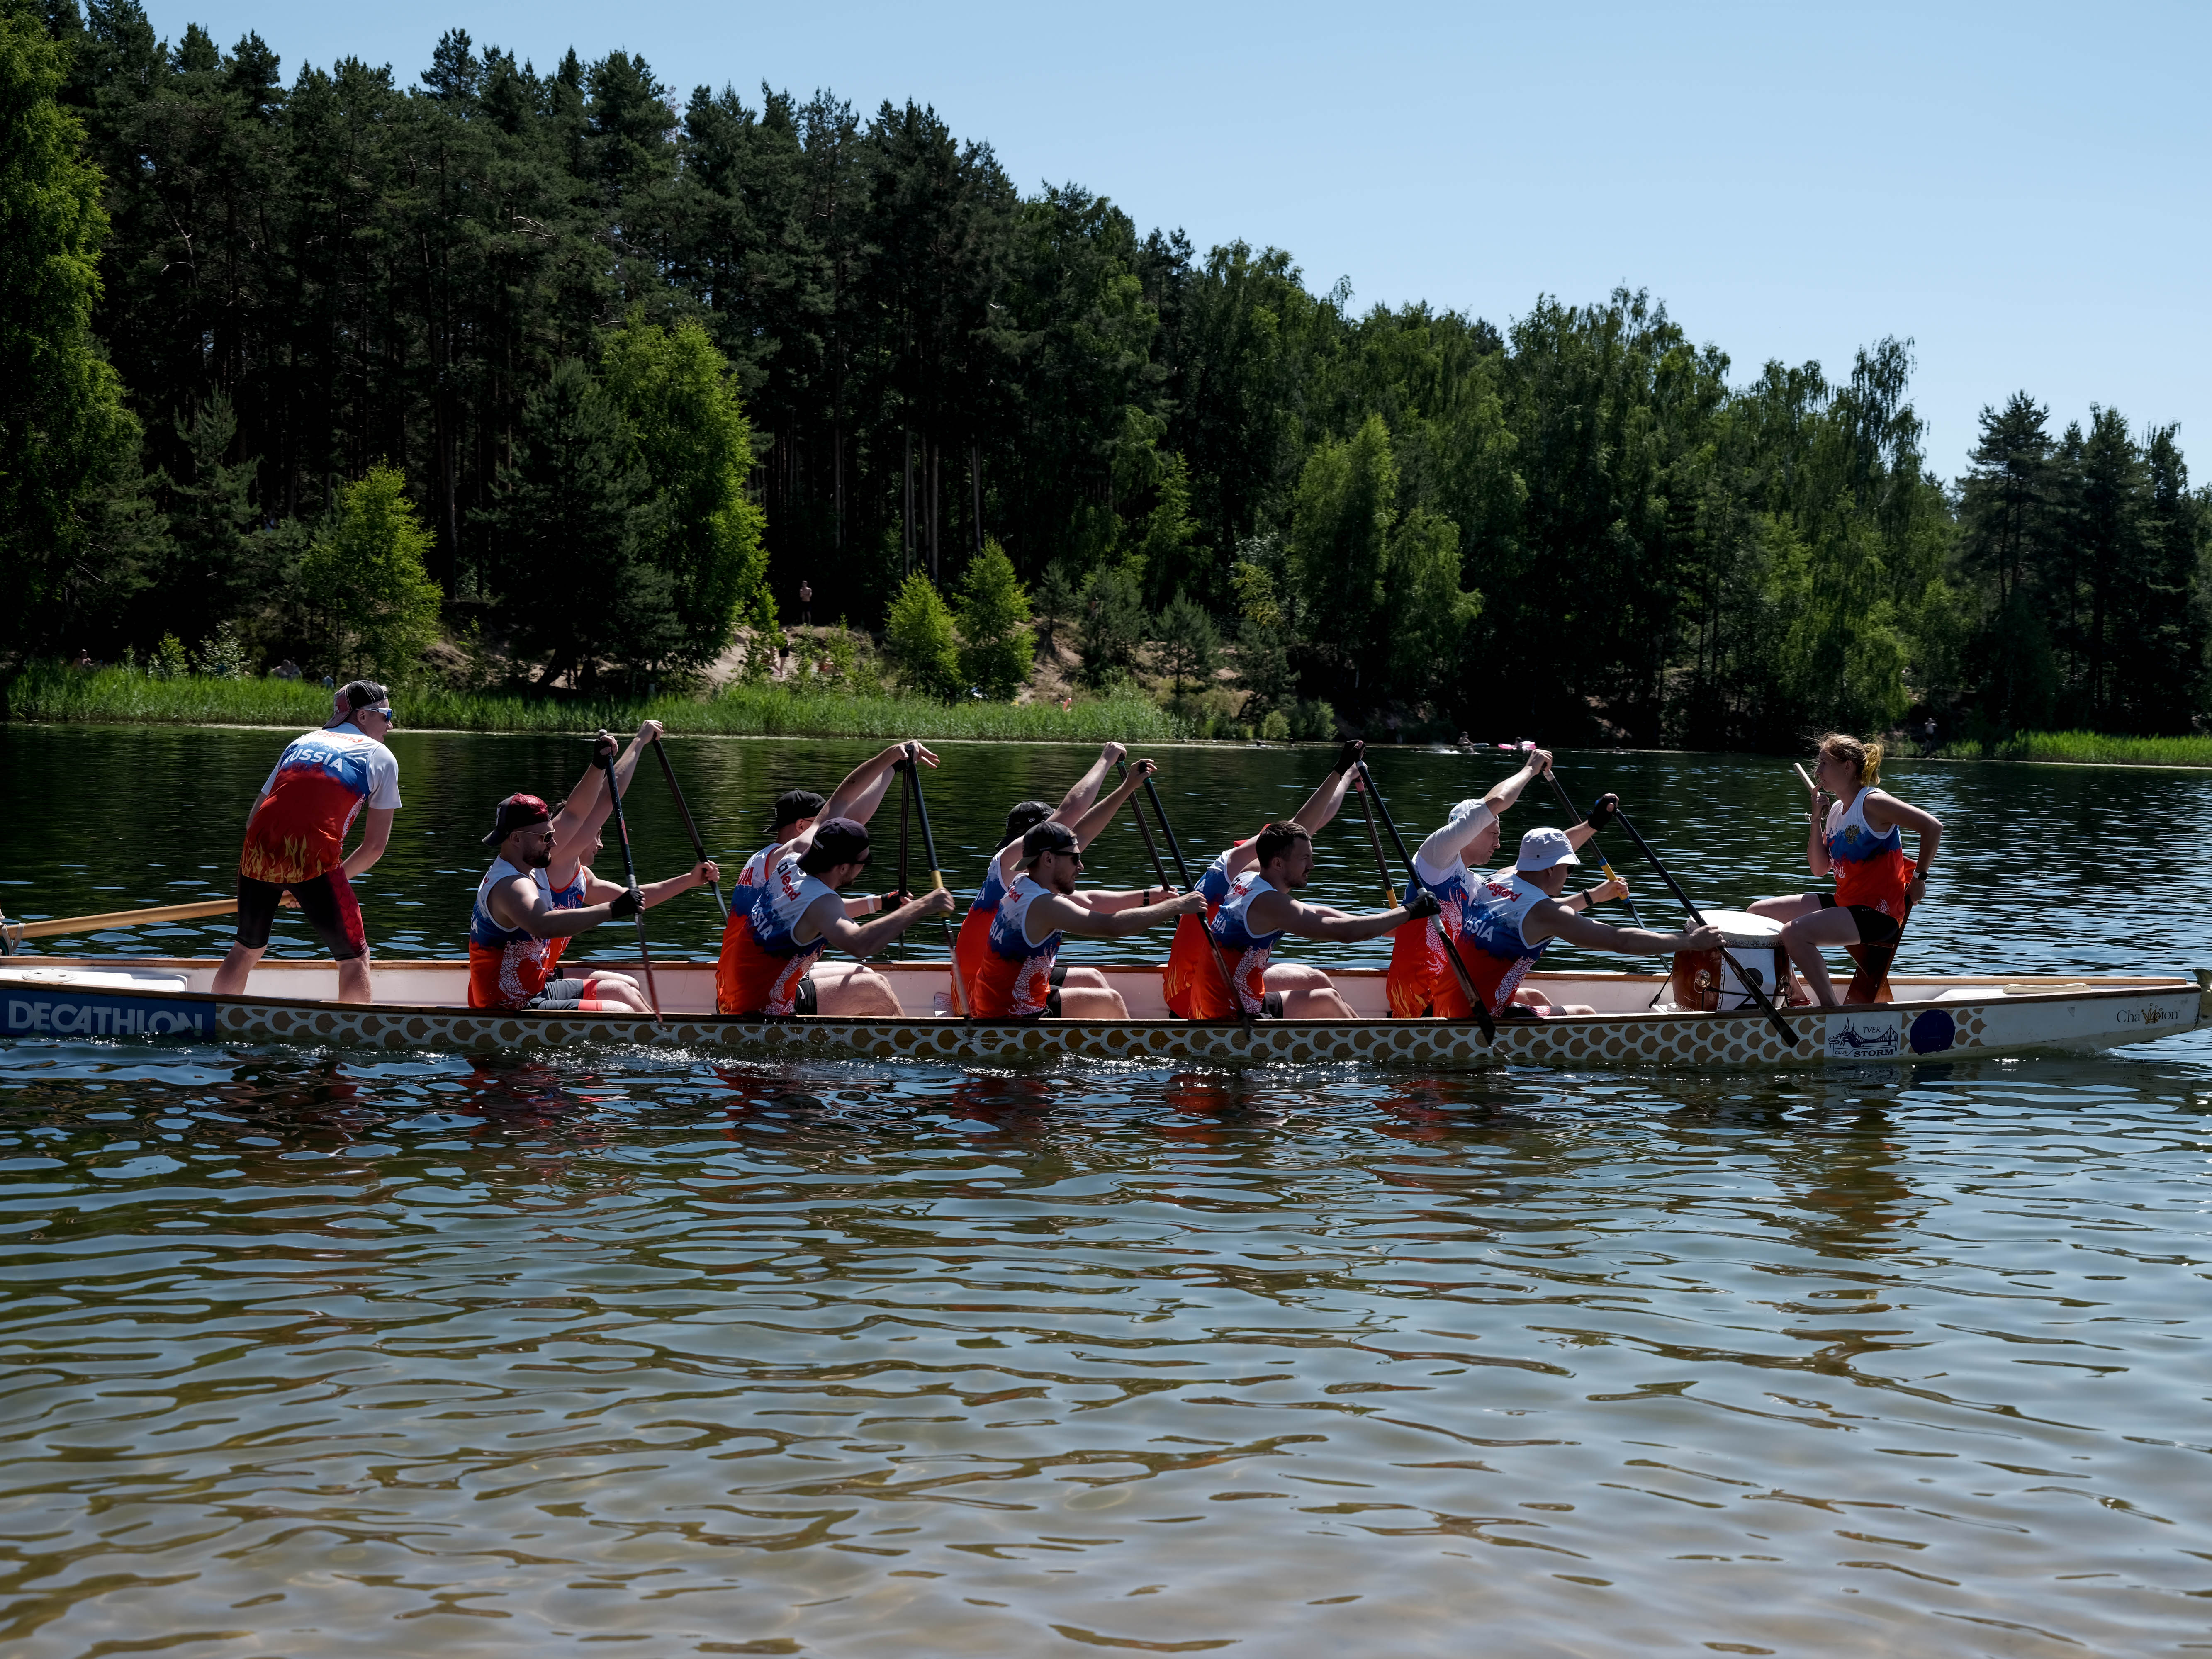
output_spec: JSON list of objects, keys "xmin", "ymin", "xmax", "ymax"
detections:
[{"xmin": 1670, "ymin": 908, "xmax": 1787, "ymax": 1012}]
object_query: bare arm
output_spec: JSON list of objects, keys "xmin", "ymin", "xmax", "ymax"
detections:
[
  {"xmin": 1248, "ymin": 890, "xmax": 1413, "ymax": 944},
  {"xmin": 804, "ymin": 888, "xmax": 955, "ymax": 956},
  {"xmin": 1068, "ymin": 759, "xmax": 1154, "ymax": 848},
  {"xmin": 1050, "ymin": 743, "xmax": 1126, "ymax": 824},
  {"xmin": 1864, "ymin": 791, "xmax": 1942, "ymax": 895},
  {"xmin": 1527, "ymin": 902, "xmax": 1711, "ymax": 954},
  {"xmin": 820, "ymin": 740, "xmax": 940, "ymax": 827},
  {"xmin": 552, "ymin": 722, "xmax": 662, "ymax": 858},
  {"xmin": 339, "ymin": 807, "xmax": 396, "ymax": 878},
  {"xmin": 485, "ymin": 872, "xmax": 628, "ymax": 938},
  {"xmin": 638, "ymin": 860, "xmax": 717, "ymax": 910},
  {"xmin": 1029, "ymin": 889, "xmax": 1202, "ymax": 939},
  {"xmin": 1071, "ymin": 886, "xmax": 1167, "ymax": 914},
  {"xmin": 1481, "ymin": 749, "xmax": 1553, "ymax": 817}
]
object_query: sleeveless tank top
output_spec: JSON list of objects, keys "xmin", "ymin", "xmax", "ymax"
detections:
[
  {"xmin": 715, "ymin": 853, "xmax": 835, "ymax": 1015},
  {"xmin": 1824, "ymin": 790, "xmax": 1913, "ymax": 914},
  {"xmin": 1187, "ymin": 872, "xmax": 1285, "ymax": 1019},
  {"xmin": 972, "ymin": 875, "xmax": 1061, "ymax": 1018},
  {"xmin": 735, "ymin": 840, "xmax": 784, "ymax": 890},
  {"xmin": 1386, "ymin": 861, "xmax": 1484, "ymax": 1017},
  {"xmin": 1453, "ymin": 871, "xmax": 1554, "ymax": 1018},
  {"xmin": 954, "ymin": 853, "xmax": 1010, "ymax": 1010},
  {"xmin": 469, "ymin": 858, "xmax": 582, "ymax": 1009},
  {"xmin": 1163, "ymin": 840, "xmax": 1248, "ymax": 1018}
]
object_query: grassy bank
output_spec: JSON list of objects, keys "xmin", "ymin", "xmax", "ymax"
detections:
[
  {"xmin": 2, "ymin": 664, "xmax": 1180, "ymax": 743},
  {"xmin": 1934, "ymin": 730, "xmax": 2212, "ymax": 767}
]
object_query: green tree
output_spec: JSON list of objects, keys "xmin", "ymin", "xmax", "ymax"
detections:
[
  {"xmin": 1228, "ymin": 545, "xmax": 1297, "ymax": 716},
  {"xmin": 0, "ymin": 0, "xmax": 147, "ymax": 653},
  {"xmin": 1033, "ymin": 560, "xmax": 1078, "ymax": 659},
  {"xmin": 485, "ymin": 359, "xmax": 669, "ymax": 689},
  {"xmin": 1154, "ymin": 593, "xmax": 1219, "ymax": 693},
  {"xmin": 1077, "ymin": 564, "xmax": 1146, "ymax": 687},
  {"xmin": 1131, "ymin": 452, "xmax": 1210, "ymax": 610},
  {"xmin": 297, "ymin": 466, "xmax": 443, "ymax": 679},
  {"xmin": 884, "ymin": 573, "xmax": 960, "ymax": 698},
  {"xmin": 601, "ymin": 314, "xmax": 774, "ymax": 666},
  {"xmin": 954, "ymin": 538, "xmax": 1034, "ymax": 699},
  {"xmin": 1385, "ymin": 507, "xmax": 1482, "ymax": 702},
  {"xmin": 1289, "ymin": 414, "xmax": 1397, "ymax": 683}
]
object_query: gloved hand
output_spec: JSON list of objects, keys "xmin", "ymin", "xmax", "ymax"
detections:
[
  {"xmin": 1587, "ymin": 792, "xmax": 1620, "ymax": 833},
  {"xmin": 1336, "ymin": 738, "xmax": 1366, "ymax": 775},
  {"xmin": 1402, "ymin": 889, "xmax": 1442, "ymax": 921},
  {"xmin": 608, "ymin": 886, "xmax": 645, "ymax": 920}
]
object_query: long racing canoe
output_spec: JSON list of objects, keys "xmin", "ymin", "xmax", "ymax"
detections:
[{"xmin": 1, "ymin": 956, "xmax": 2205, "ymax": 1068}]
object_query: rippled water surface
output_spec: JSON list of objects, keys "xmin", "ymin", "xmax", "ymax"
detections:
[{"xmin": 3, "ymin": 728, "xmax": 2211, "ymax": 1656}]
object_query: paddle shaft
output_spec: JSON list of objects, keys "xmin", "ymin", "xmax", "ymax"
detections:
[
  {"xmin": 6, "ymin": 898, "xmax": 238, "ymax": 940},
  {"xmin": 1129, "ymin": 766, "xmax": 1248, "ymax": 1025},
  {"xmin": 651, "ymin": 738, "xmax": 727, "ymax": 922},
  {"xmin": 596, "ymin": 749, "xmax": 664, "ymax": 1023},
  {"xmin": 903, "ymin": 744, "xmax": 970, "ymax": 1019},
  {"xmin": 1608, "ymin": 808, "xmax": 1799, "ymax": 1048},
  {"xmin": 1115, "ymin": 762, "xmax": 1171, "ymax": 895},
  {"xmin": 1355, "ymin": 759, "xmax": 1494, "ymax": 1044},
  {"xmin": 1355, "ymin": 780, "xmax": 1396, "ymax": 905},
  {"xmin": 1538, "ymin": 764, "xmax": 1646, "ymax": 927}
]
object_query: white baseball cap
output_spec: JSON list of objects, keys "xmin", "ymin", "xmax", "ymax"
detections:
[
  {"xmin": 1516, "ymin": 827, "xmax": 1582, "ymax": 872},
  {"xmin": 1447, "ymin": 797, "xmax": 1494, "ymax": 825}
]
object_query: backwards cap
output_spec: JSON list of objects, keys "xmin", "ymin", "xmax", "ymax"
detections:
[
  {"xmin": 483, "ymin": 793, "xmax": 552, "ymax": 847},
  {"xmin": 771, "ymin": 788, "xmax": 828, "ymax": 831}
]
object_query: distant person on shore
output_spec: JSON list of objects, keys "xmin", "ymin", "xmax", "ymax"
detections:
[
  {"xmin": 798, "ymin": 580, "xmax": 813, "ymax": 626},
  {"xmin": 212, "ymin": 680, "xmax": 401, "ymax": 1004},
  {"xmin": 971, "ymin": 822, "xmax": 1202, "ymax": 1018},
  {"xmin": 270, "ymin": 659, "xmax": 302, "ymax": 681},
  {"xmin": 1922, "ymin": 715, "xmax": 1938, "ymax": 754},
  {"xmin": 718, "ymin": 820, "xmax": 955, "ymax": 1017},
  {"xmin": 1750, "ymin": 732, "xmax": 1944, "ymax": 1006},
  {"xmin": 69, "ymin": 648, "xmax": 92, "ymax": 669},
  {"xmin": 1182, "ymin": 821, "xmax": 1434, "ymax": 1019}
]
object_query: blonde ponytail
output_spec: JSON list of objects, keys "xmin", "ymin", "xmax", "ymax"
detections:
[{"xmin": 1818, "ymin": 732, "xmax": 1881, "ymax": 787}]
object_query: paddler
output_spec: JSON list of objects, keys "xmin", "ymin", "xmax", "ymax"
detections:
[
  {"xmin": 954, "ymin": 743, "xmax": 1169, "ymax": 1011},
  {"xmin": 971, "ymin": 823, "xmax": 1202, "ymax": 1018},
  {"xmin": 469, "ymin": 789, "xmax": 715, "ymax": 1014},
  {"xmin": 1441, "ymin": 827, "xmax": 1722, "ymax": 1019},
  {"xmin": 717, "ymin": 819, "xmax": 956, "ymax": 1017},
  {"xmin": 1163, "ymin": 740, "xmax": 1370, "ymax": 1018},
  {"xmin": 1385, "ymin": 747, "xmax": 1623, "ymax": 1017},
  {"xmin": 720, "ymin": 741, "xmax": 937, "ymax": 1012},
  {"xmin": 212, "ymin": 679, "xmax": 402, "ymax": 1005},
  {"xmin": 1185, "ymin": 822, "xmax": 1438, "ymax": 1019},
  {"xmin": 1750, "ymin": 732, "xmax": 1942, "ymax": 1006}
]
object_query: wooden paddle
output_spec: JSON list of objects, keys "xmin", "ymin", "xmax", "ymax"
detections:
[
  {"xmin": 1120, "ymin": 760, "xmax": 1248, "ymax": 1027},
  {"xmin": 1608, "ymin": 808, "xmax": 1800, "ymax": 1048},
  {"xmin": 652, "ymin": 736, "xmax": 727, "ymax": 922},
  {"xmin": 1355, "ymin": 758, "xmax": 1494, "ymax": 1044},
  {"xmin": 2, "ymin": 898, "xmax": 238, "ymax": 944},
  {"xmin": 903, "ymin": 742, "xmax": 970, "ymax": 1020},
  {"xmin": 595, "ymin": 738, "xmax": 664, "ymax": 1025}
]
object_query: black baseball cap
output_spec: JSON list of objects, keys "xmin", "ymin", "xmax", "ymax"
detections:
[
  {"xmin": 338, "ymin": 679, "xmax": 390, "ymax": 714},
  {"xmin": 1022, "ymin": 821, "xmax": 1081, "ymax": 862},
  {"xmin": 771, "ymin": 788, "xmax": 827, "ymax": 831},
  {"xmin": 482, "ymin": 793, "xmax": 552, "ymax": 846},
  {"xmin": 799, "ymin": 817, "xmax": 871, "ymax": 873}
]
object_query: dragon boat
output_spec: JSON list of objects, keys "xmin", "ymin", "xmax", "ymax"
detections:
[{"xmin": 0, "ymin": 955, "xmax": 2204, "ymax": 1068}]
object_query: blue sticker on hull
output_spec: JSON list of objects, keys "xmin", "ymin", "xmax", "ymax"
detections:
[{"xmin": 1908, "ymin": 1008, "xmax": 1956, "ymax": 1054}]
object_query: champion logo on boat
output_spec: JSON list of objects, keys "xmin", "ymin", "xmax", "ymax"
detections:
[
  {"xmin": 2115, "ymin": 1003, "xmax": 2184, "ymax": 1027},
  {"xmin": 1825, "ymin": 1012, "xmax": 1902, "ymax": 1059}
]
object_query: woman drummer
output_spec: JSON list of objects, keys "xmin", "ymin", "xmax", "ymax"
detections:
[{"xmin": 1750, "ymin": 733, "xmax": 1942, "ymax": 1007}]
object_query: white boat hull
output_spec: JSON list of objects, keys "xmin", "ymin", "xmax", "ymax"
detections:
[{"xmin": 2, "ymin": 957, "xmax": 2205, "ymax": 1068}]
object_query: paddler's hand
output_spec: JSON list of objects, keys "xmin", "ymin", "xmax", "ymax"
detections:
[
  {"xmin": 894, "ymin": 740, "xmax": 941, "ymax": 769},
  {"xmin": 1166, "ymin": 889, "xmax": 1207, "ymax": 915},
  {"xmin": 1525, "ymin": 747, "xmax": 1554, "ymax": 776},
  {"xmin": 608, "ymin": 886, "xmax": 644, "ymax": 920},
  {"xmin": 1677, "ymin": 924, "xmax": 1721, "ymax": 952},
  {"xmin": 913, "ymin": 888, "xmax": 957, "ymax": 919},
  {"xmin": 1591, "ymin": 875, "xmax": 1628, "ymax": 905},
  {"xmin": 593, "ymin": 729, "xmax": 618, "ymax": 768},
  {"xmin": 634, "ymin": 719, "xmax": 665, "ymax": 747},
  {"xmin": 1587, "ymin": 792, "xmax": 1619, "ymax": 832},
  {"xmin": 1127, "ymin": 756, "xmax": 1158, "ymax": 781},
  {"xmin": 884, "ymin": 885, "xmax": 917, "ymax": 912},
  {"xmin": 1402, "ymin": 890, "xmax": 1442, "ymax": 921},
  {"xmin": 1335, "ymin": 738, "xmax": 1365, "ymax": 775},
  {"xmin": 691, "ymin": 859, "xmax": 720, "ymax": 888},
  {"xmin": 1098, "ymin": 741, "xmax": 1128, "ymax": 767}
]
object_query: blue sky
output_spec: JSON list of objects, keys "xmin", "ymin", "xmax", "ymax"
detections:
[{"xmin": 145, "ymin": 0, "xmax": 2210, "ymax": 479}]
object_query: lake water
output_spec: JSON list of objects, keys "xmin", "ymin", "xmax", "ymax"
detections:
[{"xmin": 2, "ymin": 726, "xmax": 2210, "ymax": 1657}]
